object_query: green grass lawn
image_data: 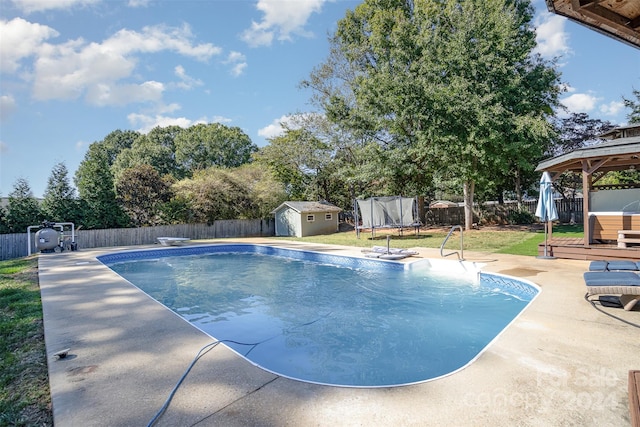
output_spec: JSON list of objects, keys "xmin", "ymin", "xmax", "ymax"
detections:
[
  {"xmin": 0, "ymin": 257, "xmax": 53, "ymax": 427},
  {"xmin": 268, "ymin": 224, "xmax": 585, "ymax": 257},
  {"xmin": 494, "ymin": 224, "xmax": 584, "ymax": 256},
  {"xmin": 0, "ymin": 222, "xmax": 583, "ymax": 425}
]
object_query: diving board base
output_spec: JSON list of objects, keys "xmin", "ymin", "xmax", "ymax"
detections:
[{"xmin": 157, "ymin": 237, "xmax": 191, "ymax": 246}]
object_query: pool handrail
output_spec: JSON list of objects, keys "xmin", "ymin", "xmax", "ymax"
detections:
[{"xmin": 440, "ymin": 225, "xmax": 464, "ymax": 261}]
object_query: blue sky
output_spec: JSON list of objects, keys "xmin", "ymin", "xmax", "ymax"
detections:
[{"xmin": 1, "ymin": 0, "xmax": 638, "ymax": 198}]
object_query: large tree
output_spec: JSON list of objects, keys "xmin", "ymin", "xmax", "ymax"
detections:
[
  {"xmin": 254, "ymin": 125, "xmax": 331, "ymax": 201},
  {"xmin": 171, "ymin": 164, "xmax": 286, "ymax": 223},
  {"xmin": 100, "ymin": 129, "xmax": 141, "ymax": 166},
  {"xmin": 232, "ymin": 163, "xmax": 288, "ymax": 219},
  {"xmin": 5, "ymin": 178, "xmax": 42, "ymax": 233},
  {"xmin": 112, "ymin": 126, "xmax": 185, "ymax": 182},
  {"xmin": 550, "ymin": 113, "xmax": 616, "ymax": 201},
  {"xmin": 75, "ymin": 144, "xmax": 129, "ymax": 229},
  {"xmin": 0, "ymin": 203, "xmax": 8, "ymax": 233},
  {"xmin": 72, "ymin": 129, "xmax": 139, "ymax": 228},
  {"xmin": 623, "ymin": 88, "xmax": 640, "ymax": 124},
  {"xmin": 174, "ymin": 123, "xmax": 257, "ymax": 173},
  {"xmin": 302, "ymin": 26, "xmax": 432, "ymax": 200},
  {"xmin": 550, "ymin": 112, "xmax": 615, "ymax": 156},
  {"xmin": 116, "ymin": 165, "xmax": 172, "ymax": 226},
  {"xmin": 318, "ymin": 0, "xmax": 560, "ymax": 229},
  {"xmin": 41, "ymin": 162, "xmax": 81, "ymax": 223},
  {"xmin": 254, "ymin": 112, "xmax": 382, "ymax": 210}
]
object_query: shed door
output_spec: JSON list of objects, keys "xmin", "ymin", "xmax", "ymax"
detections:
[{"xmin": 276, "ymin": 209, "xmax": 297, "ymax": 236}]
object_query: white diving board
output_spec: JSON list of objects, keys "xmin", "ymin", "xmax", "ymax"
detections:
[{"xmin": 157, "ymin": 237, "xmax": 191, "ymax": 246}]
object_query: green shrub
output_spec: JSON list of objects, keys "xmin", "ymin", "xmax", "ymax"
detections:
[{"xmin": 507, "ymin": 209, "xmax": 536, "ymax": 225}]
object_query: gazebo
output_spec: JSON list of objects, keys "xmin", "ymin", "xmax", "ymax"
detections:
[
  {"xmin": 545, "ymin": 0, "xmax": 640, "ymax": 49},
  {"xmin": 535, "ymin": 126, "xmax": 640, "ymax": 260}
]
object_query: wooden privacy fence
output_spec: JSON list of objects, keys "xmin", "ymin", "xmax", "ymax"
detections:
[
  {"xmin": 424, "ymin": 199, "xmax": 584, "ymax": 226},
  {"xmin": 0, "ymin": 219, "xmax": 275, "ymax": 261},
  {"xmin": 547, "ymin": 199, "xmax": 584, "ymax": 224}
]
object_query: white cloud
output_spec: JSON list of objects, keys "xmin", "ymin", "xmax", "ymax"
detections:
[
  {"xmin": 75, "ymin": 140, "xmax": 89, "ymax": 151},
  {"xmin": 103, "ymin": 24, "xmax": 220, "ymax": 60},
  {"xmin": 242, "ymin": 23, "xmax": 274, "ymax": 47},
  {"xmin": 128, "ymin": 113, "xmax": 202, "ymax": 133},
  {"xmin": 210, "ymin": 115, "xmax": 232, "ymax": 124},
  {"xmin": 127, "ymin": 112, "xmax": 233, "ymax": 134},
  {"xmin": 0, "ymin": 141, "xmax": 8, "ymax": 154},
  {"xmin": 241, "ymin": 0, "xmax": 326, "ymax": 47},
  {"xmin": 230, "ymin": 62, "xmax": 248, "ymax": 77},
  {"xmin": 156, "ymin": 102, "xmax": 181, "ymax": 114},
  {"xmin": 127, "ymin": 0, "xmax": 151, "ymax": 7},
  {"xmin": 599, "ymin": 100, "xmax": 624, "ymax": 117},
  {"xmin": 0, "ymin": 18, "xmax": 59, "ymax": 73},
  {"xmin": 561, "ymin": 93, "xmax": 599, "ymax": 113},
  {"xmin": 174, "ymin": 65, "xmax": 203, "ymax": 90},
  {"xmin": 85, "ymin": 80, "xmax": 165, "ymax": 106},
  {"xmin": 0, "ymin": 95, "xmax": 17, "ymax": 122},
  {"xmin": 10, "ymin": 0, "xmax": 100, "ymax": 13},
  {"xmin": 7, "ymin": 21, "xmax": 222, "ymax": 106},
  {"xmin": 224, "ymin": 51, "xmax": 247, "ymax": 77},
  {"xmin": 258, "ymin": 114, "xmax": 297, "ymax": 139},
  {"xmin": 226, "ymin": 51, "xmax": 245, "ymax": 63},
  {"xmin": 533, "ymin": 13, "xmax": 571, "ymax": 59},
  {"xmin": 175, "ymin": 65, "xmax": 187, "ymax": 79}
]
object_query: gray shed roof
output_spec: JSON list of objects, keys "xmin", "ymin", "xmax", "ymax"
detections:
[
  {"xmin": 272, "ymin": 201, "xmax": 342, "ymax": 215},
  {"xmin": 535, "ymin": 135, "xmax": 640, "ymax": 175}
]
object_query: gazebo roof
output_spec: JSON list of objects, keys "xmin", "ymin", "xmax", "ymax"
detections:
[
  {"xmin": 535, "ymin": 135, "xmax": 640, "ymax": 175},
  {"xmin": 545, "ymin": 0, "xmax": 640, "ymax": 49}
]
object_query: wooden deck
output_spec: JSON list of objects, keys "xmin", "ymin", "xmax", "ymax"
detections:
[{"xmin": 539, "ymin": 238, "xmax": 640, "ymax": 261}]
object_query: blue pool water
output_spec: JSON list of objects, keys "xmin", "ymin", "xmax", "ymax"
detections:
[{"xmin": 99, "ymin": 244, "xmax": 539, "ymax": 387}]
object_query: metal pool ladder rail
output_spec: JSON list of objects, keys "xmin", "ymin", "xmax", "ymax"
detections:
[{"xmin": 440, "ymin": 225, "xmax": 464, "ymax": 260}]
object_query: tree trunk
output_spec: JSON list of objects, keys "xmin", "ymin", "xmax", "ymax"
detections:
[
  {"xmin": 417, "ymin": 195, "xmax": 425, "ymax": 225},
  {"xmin": 463, "ymin": 180, "xmax": 475, "ymax": 231},
  {"xmin": 515, "ymin": 169, "xmax": 522, "ymax": 209}
]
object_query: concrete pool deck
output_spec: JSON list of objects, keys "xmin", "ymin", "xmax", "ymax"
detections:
[{"xmin": 38, "ymin": 239, "xmax": 639, "ymax": 426}]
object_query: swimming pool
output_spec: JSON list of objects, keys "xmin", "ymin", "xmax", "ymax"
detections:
[{"xmin": 98, "ymin": 244, "xmax": 539, "ymax": 387}]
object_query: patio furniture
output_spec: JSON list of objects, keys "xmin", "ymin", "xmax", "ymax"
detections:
[
  {"xmin": 588, "ymin": 260, "xmax": 640, "ymax": 271},
  {"xmin": 618, "ymin": 230, "xmax": 640, "ymax": 248},
  {"xmin": 583, "ymin": 271, "xmax": 640, "ymax": 311}
]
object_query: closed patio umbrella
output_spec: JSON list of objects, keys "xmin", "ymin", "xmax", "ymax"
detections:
[{"xmin": 535, "ymin": 172, "xmax": 558, "ymax": 259}]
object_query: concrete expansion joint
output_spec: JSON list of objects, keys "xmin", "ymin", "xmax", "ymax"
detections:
[{"xmin": 191, "ymin": 376, "xmax": 281, "ymax": 426}]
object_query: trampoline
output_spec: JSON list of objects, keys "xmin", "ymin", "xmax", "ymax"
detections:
[{"xmin": 355, "ymin": 196, "xmax": 422, "ymax": 238}]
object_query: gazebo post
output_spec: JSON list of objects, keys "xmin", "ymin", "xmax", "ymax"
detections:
[{"xmin": 582, "ymin": 160, "xmax": 592, "ymax": 245}]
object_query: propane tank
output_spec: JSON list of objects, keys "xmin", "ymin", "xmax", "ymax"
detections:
[{"xmin": 35, "ymin": 222, "xmax": 60, "ymax": 252}]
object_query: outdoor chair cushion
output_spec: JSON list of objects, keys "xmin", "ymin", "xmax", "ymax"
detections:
[
  {"xmin": 588, "ymin": 260, "xmax": 640, "ymax": 271},
  {"xmin": 606, "ymin": 261, "xmax": 639, "ymax": 271},
  {"xmin": 588, "ymin": 261, "xmax": 609, "ymax": 271},
  {"xmin": 583, "ymin": 271, "xmax": 640, "ymax": 286}
]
